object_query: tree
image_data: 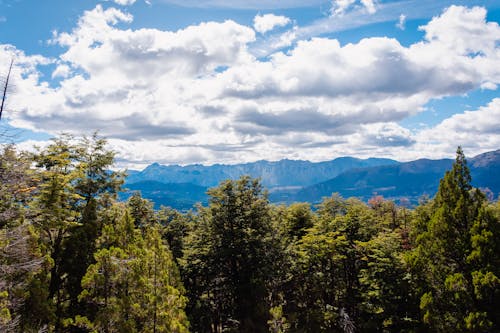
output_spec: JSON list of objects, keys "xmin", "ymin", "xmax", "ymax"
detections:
[
  {"xmin": 19, "ymin": 133, "xmax": 124, "ymax": 331},
  {"xmin": 0, "ymin": 144, "xmax": 43, "ymax": 332},
  {"xmin": 282, "ymin": 203, "xmax": 314, "ymax": 241},
  {"xmin": 79, "ymin": 204, "xmax": 189, "ymax": 333},
  {"xmin": 408, "ymin": 147, "xmax": 500, "ymax": 332},
  {"xmin": 128, "ymin": 192, "xmax": 155, "ymax": 228},
  {"xmin": 284, "ymin": 197, "xmax": 372, "ymax": 332},
  {"xmin": 0, "ymin": 145, "xmax": 36, "ymax": 228},
  {"xmin": 27, "ymin": 135, "xmax": 82, "ymax": 331},
  {"xmin": 0, "ymin": 224, "xmax": 43, "ymax": 332},
  {"xmin": 182, "ymin": 176, "xmax": 275, "ymax": 332},
  {"xmin": 358, "ymin": 231, "xmax": 418, "ymax": 331},
  {"xmin": 60, "ymin": 133, "xmax": 124, "ymax": 324},
  {"xmin": 157, "ymin": 206, "xmax": 193, "ymax": 262}
]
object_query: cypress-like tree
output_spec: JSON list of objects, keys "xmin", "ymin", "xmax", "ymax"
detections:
[
  {"xmin": 182, "ymin": 176, "xmax": 275, "ymax": 332},
  {"xmin": 409, "ymin": 147, "xmax": 500, "ymax": 332},
  {"xmin": 79, "ymin": 204, "xmax": 189, "ymax": 332}
]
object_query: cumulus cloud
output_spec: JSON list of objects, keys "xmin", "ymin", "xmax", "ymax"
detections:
[
  {"xmin": 253, "ymin": 14, "xmax": 291, "ymax": 34},
  {"xmin": 362, "ymin": 123, "xmax": 415, "ymax": 147},
  {"xmin": 330, "ymin": 0, "xmax": 376, "ymax": 16},
  {"xmin": 2, "ymin": 5, "xmax": 500, "ymax": 167},
  {"xmin": 51, "ymin": 64, "xmax": 71, "ymax": 79},
  {"xmin": 415, "ymin": 98, "xmax": 500, "ymax": 154},
  {"xmin": 360, "ymin": 0, "xmax": 376, "ymax": 14},
  {"xmin": 111, "ymin": 0, "xmax": 136, "ymax": 5}
]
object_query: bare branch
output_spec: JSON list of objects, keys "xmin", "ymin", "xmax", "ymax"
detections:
[{"xmin": 0, "ymin": 58, "xmax": 14, "ymax": 122}]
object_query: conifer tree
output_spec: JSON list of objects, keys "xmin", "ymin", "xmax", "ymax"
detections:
[
  {"xmin": 80, "ymin": 204, "xmax": 189, "ymax": 332},
  {"xmin": 182, "ymin": 176, "xmax": 275, "ymax": 333},
  {"xmin": 409, "ymin": 147, "xmax": 500, "ymax": 332},
  {"xmin": 28, "ymin": 135, "xmax": 82, "ymax": 331}
]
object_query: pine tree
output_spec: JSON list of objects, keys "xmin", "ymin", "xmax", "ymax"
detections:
[
  {"xmin": 60, "ymin": 133, "xmax": 124, "ymax": 324},
  {"xmin": 409, "ymin": 147, "xmax": 500, "ymax": 332},
  {"xmin": 28, "ymin": 135, "xmax": 82, "ymax": 331},
  {"xmin": 80, "ymin": 204, "xmax": 189, "ymax": 332},
  {"xmin": 182, "ymin": 176, "xmax": 275, "ymax": 332}
]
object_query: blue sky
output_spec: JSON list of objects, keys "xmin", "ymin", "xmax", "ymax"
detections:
[{"xmin": 1, "ymin": 0, "xmax": 499, "ymax": 168}]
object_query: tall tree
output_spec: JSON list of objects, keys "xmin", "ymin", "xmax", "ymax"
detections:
[
  {"xmin": 408, "ymin": 147, "xmax": 500, "ymax": 332},
  {"xmin": 182, "ymin": 176, "xmax": 275, "ymax": 332},
  {"xmin": 60, "ymin": 133, "xmax": 124, "ymax": 325},
  {"xmin": 0, "ymin": 148, "xmax": 43, "ymax": 333},
  {"xmin": 79, "ymin": 204, "xmax": 189, "ymax": 333},
  {"xmin": 27, "ymin": 135, "xmax": 82, "ymax": 331}
]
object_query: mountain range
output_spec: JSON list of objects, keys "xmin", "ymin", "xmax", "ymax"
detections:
[{"xmin": 122, "ymin": 150, "xmax": 500, "ymax": 210}]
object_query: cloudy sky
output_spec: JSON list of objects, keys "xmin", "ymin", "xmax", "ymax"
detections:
[{"xmin": 0, "ymin": 0, "xmax": 499, "ymax": 169}]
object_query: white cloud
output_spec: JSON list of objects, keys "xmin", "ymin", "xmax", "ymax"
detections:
[
  {"xmin": 330, "ymin": 0, "xmax": 356, "ymax": 16},
  {"xmin": 360, "ymin": 0, "xmax": 376, "ymax": 14},
  {"xmin": 396, "ymin": 14, "xmax": 406, "ymax": 30},
  {"xmin": 409, "ymin": 98, "xmax": 500, "ymax": 159},
  {"xmin": 156, "ymin": 0, "xmax": 323, "ymax": 9},
  {"xmin": 51, "ymin": 64, "xmax": 71, "ymax": 79},
  {"xmin": 253, "ymin": 14, "xmax": 291, "ymax": 34},
  {"xmin": 111, "ymin": 0, "xmax": 136, "ymax": 5},
  {"xmin": 3, "ymin": 5, "xmax": 500, "ymax": 167},
  {"xmin": 419, "ymin": 5, "xmax": 499, "ymax": 56},
  {"xmin": 330, "ymin": 0, "xmax": 376, "ymax": 16}
]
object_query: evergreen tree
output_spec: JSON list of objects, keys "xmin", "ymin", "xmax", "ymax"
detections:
[
  {"xmin": 157, "ymin": 206, "xmax": 193, "ymax": 262},
  {"xmin": 80, "ymin": 204, "xmax": 189, "ymax": 332},
  {"xmin": 285, "ymin": 197, "xmax": 372, "ymax": 332},
  {"xmin": 0, "ymin": 146, "xmax": 41, "ymax": 331},
  {"xmin": 128, "ymin": 192, "xmax": 155, "ymax": 228},
  {"xmin": 182, "ymin": 176, "xmax": 275, "ymax": 332},
  {"xmin": 60, "ymin": 133, "xmax": 124, "ymax": 326},
  {"xmin": 408, "ymin": 147, "xmax": 500, "ymax": 332},
  {"xmin": 27, "ymin": 135, "xmax": 82, "ymax": 331}
]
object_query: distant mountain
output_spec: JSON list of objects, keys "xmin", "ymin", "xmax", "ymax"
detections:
[
  {"xmin": 293, "ymin": 149, "xmax": 500, "ymax": 205},
  {"xmin": 126, "ymin": 157, "xmax": 398, "ymax": 188},
  {"xmin": 122, "ymin": 150, "xmax": 500, "ymax": 209},
  {"xmin": 121, "ymin": 181, "xmax": 207, "ymax": 210},
  {"xmin": 469, "ymin": 149, "xmax": 500, "ymax": 197},
  {"xmin": 293, "ymin": 159, "xmax": 453, "ymax": 204}
]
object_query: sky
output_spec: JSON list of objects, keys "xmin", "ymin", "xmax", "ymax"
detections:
[{"xmin": 0, "ymin": 0, "xmax": 499, "ymax": 169}]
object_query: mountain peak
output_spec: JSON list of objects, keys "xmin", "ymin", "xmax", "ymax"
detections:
[{"xmin": 471, "ymin": 149, "xmax": 500, "ymax": 168}]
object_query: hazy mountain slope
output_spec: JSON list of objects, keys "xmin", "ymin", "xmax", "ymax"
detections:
[
  {"xmin": 294, "ymin": 159, "xmax": 454, "ymax": 204},
  {"xmin": 293, "ymin": 149, "xmax": 500, "ymax": 204},
  {"xmin": 123, "ymin": 150, "xmax": 500, "ymax": 208},
  {"xmin": 126, "ymin": 157, "xmax": 398, "ymax": 188},
  {"xmin": 121, "ymin": 181, "xmax": 208, "ymax": 210},
  {"xmin": 470, "ymin": 149, "xmax": 500, "ymax": 197}
]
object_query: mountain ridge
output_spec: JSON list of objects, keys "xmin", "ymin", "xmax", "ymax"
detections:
[
  {"xmin": 127, "ymin": 156, "xmax": 398, "ymax": 188},
  {"xmin": 123, "ymin": 149, "xmax": 500, "ymax": 209}
]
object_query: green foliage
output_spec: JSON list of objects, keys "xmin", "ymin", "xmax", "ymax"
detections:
[
  {"xmin": 0, "ymin": 145, "xmax": 36, "ymax": 228},
  {"xmin": 157, "ymin": 206, "xmax": 193, "ymax": 261},
  {"xmin": 182, "ymin": 176, "xmax": 277, "ymax": 333},
  {"xmin": 128, "ymin": 192, "xmax": 155, "ymax": 228},
  {"xmin": 408, "ymin": 147, "xmax": 500, "ymax": 332},
  {"xmin": 80, "ymin": 204, "xmax": 189, "ymax": 333},
  {"xmin": 268, "ymin": 305, "xmax": 290, "ymax": 333},
  {"xmin": 2, "ymin": 139, "xmax": 500, "ymax": 333}
]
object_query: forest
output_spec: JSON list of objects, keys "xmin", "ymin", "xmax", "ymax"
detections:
[{"xmin": 1, "ymin": 134, "xmax": 499, "ymax": 333}]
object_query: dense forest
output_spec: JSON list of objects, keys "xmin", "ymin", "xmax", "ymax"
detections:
[{"xmin": 1, "ymin": 134, "xmax": 499, "ymax": 332}]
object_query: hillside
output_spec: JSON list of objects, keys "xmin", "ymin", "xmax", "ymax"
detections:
[
  {"xmin": 121, "ymin": 180, "xmax": 208, "ymax": 210},
  {"xmin": 126, "ymin": 157, "xmax": 397, "ymax": 188},
  {"xmin": 293, "ymin": 149, "xmax": 500, "ymax": 204},
  {"xmin": 123, "ymin": 150, "xmax": 500, "ymax": 208}
]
